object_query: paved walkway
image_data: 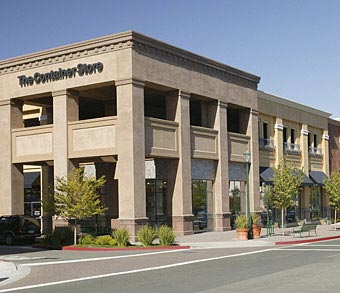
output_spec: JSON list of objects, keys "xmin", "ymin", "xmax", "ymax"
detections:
[{"xmin": 175, "ymin": 223, "xmax": 340, "ymax": 248}]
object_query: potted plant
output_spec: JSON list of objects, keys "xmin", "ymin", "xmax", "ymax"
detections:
[
  {"xmin": 235, "ymin": 215, "xmax": 248, "ymax": 240},
  {"xmin": 251, "ymin": 213, "xmax": 262, "ymax": 239}
]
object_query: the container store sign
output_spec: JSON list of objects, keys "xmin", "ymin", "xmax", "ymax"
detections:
[{"xmin": 17, "ymin": 62, "xmax": 104, "ymax": 87}]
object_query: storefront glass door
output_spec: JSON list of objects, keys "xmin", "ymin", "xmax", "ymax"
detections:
[{"xmin": 146, "ymin": 179, "xmax": 168, "ymax": 227}]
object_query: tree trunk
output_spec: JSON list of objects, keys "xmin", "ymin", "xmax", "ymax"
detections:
[
  {"xmin": 74, "ymin": 219, "xmax": 77, "ymax": 245},
  {"xmin": 281, "ymin": 209, "xmax": 284, "ymax": 236}
]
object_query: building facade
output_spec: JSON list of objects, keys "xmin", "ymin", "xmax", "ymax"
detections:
[{"xmin": 0, "ymin": 31, "xmax": 336, "ymax": 237}]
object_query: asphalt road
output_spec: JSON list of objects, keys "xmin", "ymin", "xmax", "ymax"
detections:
[{"xmin": 1, "ymin": 239, "xmax": 340, "ymax": 292}]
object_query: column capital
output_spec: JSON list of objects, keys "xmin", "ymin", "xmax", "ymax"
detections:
[
  {"xmin": 301, "ymin": 129, "xmax": 309, "ymax": 136},
  {"xmin": 250, "ymin": 109, "xmax": 259, "ymax": 116},
  {"xmin": 115, "ymin": 78, "xmax": 145, "ymax": 88},
  {"xmin": 179, "ymin": 90, "xmax": 190, "ymax": 99},
  {"xmin": 322, "ymin": 134, "xmax": 330, "ymax": 140},
  {"xmin": 218, "ymin": 101, "xmax": 228, "ymax": 108},
  {"xmin": 274, "ymin": 123, "xmax": 284, "ymax": 130},
  {"xmin": 52, "ymin": 89, "xmax": 79, "ymax": 97}
]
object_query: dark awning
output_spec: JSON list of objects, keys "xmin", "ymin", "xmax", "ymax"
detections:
[
  {"xmin": 260, "ymin": 167, "xmax": 274, "ymax": 184},
  {"xmin": 260, "ymin": 167, "xmax": 314, "ymax": 186},
  {"xmin": 309, "ymin": 171, "xmax": 328, "ymax": 186}
]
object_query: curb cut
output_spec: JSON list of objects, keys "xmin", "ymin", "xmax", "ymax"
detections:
[
  {"xmin": 62, "ymin": 245, "xmax": 190, "ymax": 251},
  {"xmin": 275, "ymin": 235, "xmax": 340, "ymax": 245}
]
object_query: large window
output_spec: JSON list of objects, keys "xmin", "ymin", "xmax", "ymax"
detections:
[
  {"xmin": 192, "ymin": 180, "xmax": 213, "ymax": 232},
  {"xmin": 229, "ymin": 180, "xmax": 244, "ymax": 229}
]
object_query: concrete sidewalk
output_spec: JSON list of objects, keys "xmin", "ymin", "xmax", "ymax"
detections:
[{"xmin": 175, "ymin": 224, "xmax": 340, "ymax": 248}]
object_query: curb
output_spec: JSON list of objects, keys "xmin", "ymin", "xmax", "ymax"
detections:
[
  {"xmin": 275, "ymin": 235, "xmax": 340, "ymax": 245},
  {"xmin": 62, "ymin": 245, "xmax": 190, "ymax": 251}
]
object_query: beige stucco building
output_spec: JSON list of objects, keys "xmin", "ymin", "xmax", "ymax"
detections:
[{"xmin": 0, "ymin": 31, "xmax": 335, "ymax": 237}]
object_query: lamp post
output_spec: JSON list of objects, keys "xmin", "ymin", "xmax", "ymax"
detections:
[{"xmin": 244, "ymin": 150, "xmax": 253, "ymax": 239}]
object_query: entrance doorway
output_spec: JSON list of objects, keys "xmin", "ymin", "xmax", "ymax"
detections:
[
  {"xmin": 146, "ymin": 179, "xmax": 168, "ymax": 227},
  {"xmin": 192, "ymin": 180, "xmax": 213, "ymax": 232}
]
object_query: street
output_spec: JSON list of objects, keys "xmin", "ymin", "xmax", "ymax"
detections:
[{"xmin": 1, "ymin": 239, "xmax": 340, "ymax": 292}]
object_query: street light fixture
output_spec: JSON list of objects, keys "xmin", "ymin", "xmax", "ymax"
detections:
[{"xmin": 244, "ymin": 150, "xmax": 253, "ymax": 239}]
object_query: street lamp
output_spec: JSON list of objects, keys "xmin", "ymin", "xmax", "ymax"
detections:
[{"xmin": 244, "ymin": 150, "xmax": 253, "ymax": 239}]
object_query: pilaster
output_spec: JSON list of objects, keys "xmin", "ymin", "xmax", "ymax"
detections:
[
  {"xmin": 322, "ymin": 131, "xmax": 330, "ymax": 176},
  {"xmin": 213, "ymin": 101, "xmax": 231, "ymax": 231},
  {"xmin": 274, "ymin": 117, "xmax": 284, "ymax": 166},
  {"xmin": 247, "ymin": 109, "xmax": 260, "ymax": 212},
  {"xmin": 52, "ymin": 90, "xmax": 79, "ymax": 179},
  {"xmin": 0, "ymin": 99, "xmax": 24, "ymax": 215},
  {"xmin": 114, "ymin": 78, "xmax": 147, "ymax": 239},
  {"xmin": 300, "ymin": 124, "xmax": 309, "ymax": 173},
  {"xmin": 167, "ymin": 90, "xmax": 194, "ymax": 235}
]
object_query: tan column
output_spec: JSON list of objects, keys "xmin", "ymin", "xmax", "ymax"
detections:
[
  {"xmin": 213, "ymin": 101, "xmax": 230, "ymax": 231},
  {"xmin": 0, "ymin": 99, "xmax": 24, "ymax": 215},
  {"xmin": 114, "ymin": 79, "xmax": 147, "ymax": 238},
  {"xmin": 167, "ymin": 90, "xmax": 193, "ymax": 235},
  {"xmin": 300, "ymin": 124, "xmax": 309, "ymax": 173},
  {"xmin": 247, "ymin": 109, "xmax": 260, "ymax": 212},
  {"xmin": 322, "ymin": 131, "xmax": 330, "ymax": 176},
  {"xmin": 274, "ymin": 117, "xmax": 284, "ymax": 166},
  {"xmin": 52, "ymin": 90, "xmax": 79, "ymax": 179}
]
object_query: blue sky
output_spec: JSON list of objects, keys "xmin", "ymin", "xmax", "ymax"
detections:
[{"xmin": 1, "ymin": 0, "xmax": 340, "ymax": 117}]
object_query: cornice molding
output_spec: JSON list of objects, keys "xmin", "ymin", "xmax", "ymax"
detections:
[
  {"xmin": 132, "ymin": 32, "xmax": 260, "ymax": 90},
  {"xmin": 0, "ymin": 31, "xmax": 134, "ymax": 76},
  {"xmin": 0, "ymin": 31, "xmax": 260, "ymax": 90},
  {"xmin": 115, "ymin": 78, "xmax": 145, "ymax": 88}
]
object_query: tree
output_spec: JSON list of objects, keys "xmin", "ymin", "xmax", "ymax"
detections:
[
  {"xmin": 271, "ymin": 159, "xmax": 303, "ymax": 235},
  {"xmin": 52, "ymin": 167, "xmax": 107, "ymax": 245},
  {"xmin": 324, "ymin": 169, "xmax": 340, "ymax": 227}
]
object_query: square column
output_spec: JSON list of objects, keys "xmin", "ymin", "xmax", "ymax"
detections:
[
  {"xmin": 52, "ymin": 90, "xmax": 79, "ymax": 179},
  {"xmin": 274, "ymin": 117, "xmax": 284, "ymax": 166},
  {"xmin": 114, "ymin": 79, "xmax": 147, "ymax": 238},
  {"xmin": 167, "ymin": 90, "xmax": 194, "ymax": 235},
  {"xmin": 213, "ymin": 101, "xmax": 231, "ymax": 231},
  {"xmin": 247, "ymin": 109, "xmax": 260, "ymax": 212},
  {"xmin": 0, "ymin": 99, "xmax": 24, "ymax": 215},
  {"xmin": 322, "ymin": 131, "xmax": 330, "ymax": 176},
  {"xmin": 300, "ymin": 124, "xmax": 309, "ymax": 172}
]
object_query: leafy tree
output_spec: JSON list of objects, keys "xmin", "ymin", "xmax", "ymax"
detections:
[
  {"xmin": 52, "ymin": 167, "xmax": 107, "ymax": 245},
  {"xmin": 324, "ymin": 169, "xmax": 340, "ymax": 226},
  {"xmin": 271, "ymin": 159, "xmax": 303, "ymax": 235}
]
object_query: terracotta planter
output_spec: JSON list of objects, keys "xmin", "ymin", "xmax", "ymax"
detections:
[
  {"xmin": 236, "ymin": 228, "xmax": 249, "ymax": 240},
  {"xmin": 252, "ymin": 225, "xmax": 261, "ymax": 239}
]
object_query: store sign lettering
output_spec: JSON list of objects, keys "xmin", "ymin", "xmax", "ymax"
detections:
[{"xmin": 18, "ymin": 62, "xmax": 104, "ymax": 87}]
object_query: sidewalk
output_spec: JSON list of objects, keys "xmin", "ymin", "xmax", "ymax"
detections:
[{"xmin": 175, "ymin": 224, "xmax": 340, "ymax": 248}]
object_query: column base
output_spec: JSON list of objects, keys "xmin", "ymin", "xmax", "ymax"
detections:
[
  {"xmin": 214, "ymin": 212, "xmax": 231, "ymax": 232},
  {"xmin": 111, "ymin": 218, "xmax": 148, "ymax": 241},
  {"xmin": 172, "ymin": 215, "xmax": 194, "ymax": 236}
]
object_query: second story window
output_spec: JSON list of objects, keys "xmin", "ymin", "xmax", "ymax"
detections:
[
  {"xmin": 313, "ymin": 134, "xmax": 318, "ymax": 148},
  {"xmin": 283, "ymin": 127, "xmax": 288, "ymax": 143},
  {"xmin": 291, "ymin": 129, "xmax": 295, "ymax": 144},
  {"xmin": 263, "ymin": 123, "xmax": 268, "ymax": 140}
]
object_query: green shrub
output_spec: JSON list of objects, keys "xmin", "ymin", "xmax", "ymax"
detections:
[
  {"xmin": 251, "ymin": 213, "xmax": 261, "ymax": 227},
  {"xmin": 235, "ymin": 215, "xmax": 248, "ymax": 229},
  {"xmin": 44, "ymin": 227, "xmax": 74, "ymax": 246},
  {"xmin": 112, "ymin": 228, "xmax": 130, "ymax": 247},
  {"xmin": 137, "ymin": 225, "xmax": 156, "ymax": 247},
  {"xmin": 95, "ymin": 235, "xmax": 116, "ymax": 246},
  {"xmin": 79, "ymin": 234, "xmax": 96, "ymax": 245},
  {"xmin": 157, "ymin": 225, "xmax": 175, "ymax": 246}
]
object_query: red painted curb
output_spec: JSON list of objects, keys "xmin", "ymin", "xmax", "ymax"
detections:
[
  {"xmin": 62, "ymin": 245, "xmax": 190, "ymax": 251},
  {"xmin": 275, "ymin": 235, "xmax": 340, "ymax": 245}
]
